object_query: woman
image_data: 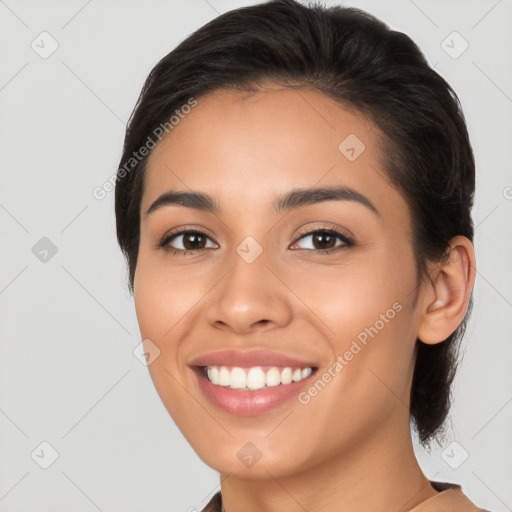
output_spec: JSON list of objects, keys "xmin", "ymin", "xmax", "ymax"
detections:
[{"xmin": 115, "ymin": 1, "xmax": 488, "ymax": 510}]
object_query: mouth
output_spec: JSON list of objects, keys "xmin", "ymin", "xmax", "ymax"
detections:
[
  {"xmin": 198, "ymin": 364, "xmax": 317, "ymax": 390},
  {"xmin": 191, "ymin": 363, "xmax": 318, "ymax": 415}
]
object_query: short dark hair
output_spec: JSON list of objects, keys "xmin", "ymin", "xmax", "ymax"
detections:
[{"xmin": 115, "ymin": 0, "xmax": 475, "ymax": 445}]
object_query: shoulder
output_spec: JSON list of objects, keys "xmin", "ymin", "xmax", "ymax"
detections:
[
  {"xmin": 200, "ymin": 491, "xmax": 223, "ymax": 512},
  {"xmin": 200, "ymin": 484, "xmax": 493, "ymax": 512},
  {"xmin": 409, "ymin": 481, "xmax": 492, "ymax": 512}
]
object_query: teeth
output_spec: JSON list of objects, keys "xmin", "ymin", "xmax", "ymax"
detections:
[
  {"xmin": 301, "ymin": 367, "xmax": 312, "ymax": 379},
  {"xmin": 280, "ymin": 367, "xmax": 293, "ymax": 385},
  {"xmin": 247, "ymin": 367, "xmax": 266, "ymax": 390},
  {"xmin": 230, "ymin": 367, "xmax": 247, "ymax": 389},
  {"xmin": 205, "ymin": 365, "xmax": 315, "ymax": 390},
  {"xmin": 265, "ymin": 367, "xmax": 281, "ymax": 387},
  {"xmin": 218, "ymin": 366, "xmax": 230, "ymax": 386}
]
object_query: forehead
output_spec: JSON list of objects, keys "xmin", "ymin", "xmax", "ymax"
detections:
[{"xmin": 141, "ymin": 86, "xmax": 400, "ymax": 219}]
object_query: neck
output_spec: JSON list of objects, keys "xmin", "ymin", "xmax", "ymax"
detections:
[{"xmin": 219, "ymin": 413, "xmax": 438, "ymax": 512}]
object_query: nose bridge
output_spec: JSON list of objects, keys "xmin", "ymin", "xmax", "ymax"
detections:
[{"xmin": 205, "ymin": 241, "xmax": 292, "ymax": 332}]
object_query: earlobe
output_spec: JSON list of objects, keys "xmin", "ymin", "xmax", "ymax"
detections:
[{"xmin": 417, "ymin": 236, "xmax": 476, "ymax": 345}]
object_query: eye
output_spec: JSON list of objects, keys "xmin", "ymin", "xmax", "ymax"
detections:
[
  {"xmin": 290, "ymin": 227, "xmax": 354, "ymax": 254},
  {"xmin": 157, "ymin": 229, "xmax": 218, "ymax": 255},
  {"xmin": 157, "ymin": 226, "xmax": 354, "ymax": 256}
]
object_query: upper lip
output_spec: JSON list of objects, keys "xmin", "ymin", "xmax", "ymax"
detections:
[{"xmin": 188, "ymin": 350, "xmax": 318, "ymax": 369}]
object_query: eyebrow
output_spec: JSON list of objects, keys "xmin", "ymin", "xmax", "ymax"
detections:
[{"xmin": 144, "ymin": 185, "xmax": 379, "ymax": 217}]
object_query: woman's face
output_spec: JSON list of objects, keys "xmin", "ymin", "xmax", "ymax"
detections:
[{"xmin": 135, "ymin": 85, "xmax": 425, "ymax": 477}]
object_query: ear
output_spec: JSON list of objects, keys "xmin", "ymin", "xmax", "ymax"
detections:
[{"xmin": 417, "ymin": 236, "xmax": 476, "ymax": 344}]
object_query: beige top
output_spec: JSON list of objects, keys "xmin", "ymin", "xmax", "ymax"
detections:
[{"xmin": 200, "ymin": 481, "xmax": 491, "ymax": 512}]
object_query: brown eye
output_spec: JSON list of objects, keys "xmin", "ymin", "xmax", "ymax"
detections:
[
  {"xmin": 159, "ymin": 230, "xmax": 218, "ymax": 254},
  {"xmin": 292, "ymin": 228, "xmax": 353, "ymax": 253},
  {"xmin": 180, "ymin": 232, "xmax": 208, "ymax": 250}
]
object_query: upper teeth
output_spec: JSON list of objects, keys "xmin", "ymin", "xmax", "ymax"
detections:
[{"xmin": 206, "ymin": 366, "xmax": 313, "ymax": 390}]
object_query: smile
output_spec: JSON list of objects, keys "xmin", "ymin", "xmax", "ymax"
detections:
[
  {"xmin": 193, "ymin": 364, "xmax": 318, "ymax": 415},
  {"xmin": 203, "ymin": 365, "xmax": 314, "ymax": 390}
]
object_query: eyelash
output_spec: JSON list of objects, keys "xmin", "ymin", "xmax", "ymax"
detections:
[{"xmin": 156, "ymin": 226, "xmax": 354, "ymax": 257}]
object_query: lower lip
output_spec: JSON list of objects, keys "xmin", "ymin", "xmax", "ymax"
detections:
[{"xmin": 192, "ymin": 367, "xmax": 316, "ymax": 415}]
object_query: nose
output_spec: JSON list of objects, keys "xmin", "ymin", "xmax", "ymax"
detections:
[{"xmin": 205, "ymin": 252, "xmax": 293, "ymax": 334}]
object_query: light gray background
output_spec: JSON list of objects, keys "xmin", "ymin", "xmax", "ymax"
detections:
[{"xmin": 0, "ymin": 0, "xmax": 511, "ymax": 511}]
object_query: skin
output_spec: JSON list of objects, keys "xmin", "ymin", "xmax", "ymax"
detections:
[{"xmin": 134, "ymin": 85, "xmax": 476, "ymax": 512}]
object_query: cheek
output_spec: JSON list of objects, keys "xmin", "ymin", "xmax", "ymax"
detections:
[
  {"xmin": 133, "ymin": 252, "xmax": 206, "ymax": 436},
  {"xmin": 133, "ymin": 245, "xmax": 212, "ymax": 340},
  {"xmin": 285, "ymin": 255, "xmax": 418, "ymax": 455},
  {"xmin": 284, "ymin": 242, "xmax": 416, "ymax": 340},
  {"xmin": 133, "ymin": 246, "xmax": 220, "ymax": 411},
  {"xmin": 289, "ymin": 244, "xmax": 418, "ymax": 396}
]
